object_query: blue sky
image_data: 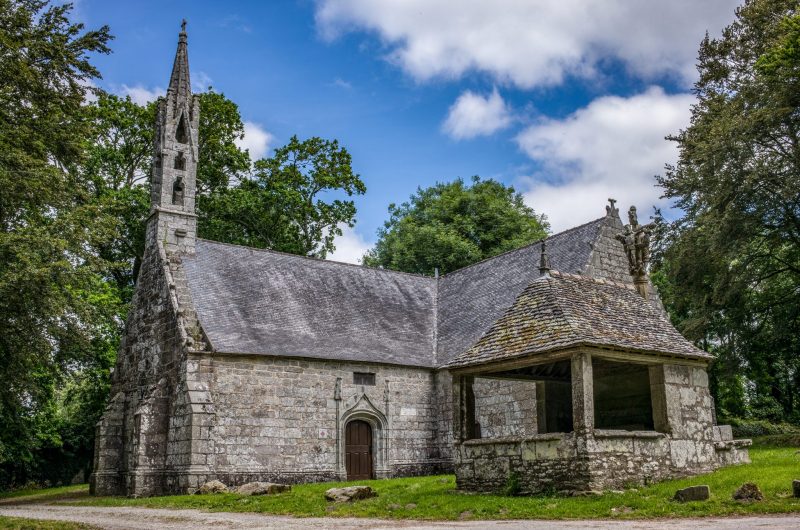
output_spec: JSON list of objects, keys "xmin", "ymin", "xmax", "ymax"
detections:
[{"xmin": 74, "ymin": 0, "xmax": 740, "ymax": 262}]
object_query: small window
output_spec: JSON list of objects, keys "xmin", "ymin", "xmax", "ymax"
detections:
[
  {"xmin": 174, "ymin": 152, "xmax": 186, "ymax": 171},
  {"xmin": 353, "ymin": 372, "xmax": 375, "ymax": 386},
  {"xmin": 172, "ymin": 176, "xmax": 185, "ymax": 205},
  {"xmin": 175, "ymin": 113, "xmax": 189, "ymax": 144}
]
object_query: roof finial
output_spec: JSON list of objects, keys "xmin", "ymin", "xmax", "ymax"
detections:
[
  {"xmin": 181, "ymin": 19, "xmax": 187, "ymax": 33},
  {"xmin": 539, "ymin": 240, "xmax": 551, "ymax": 275},
  {"xmin": 606, "ymin": 197, "xmax": 619, "ymax": 218}
]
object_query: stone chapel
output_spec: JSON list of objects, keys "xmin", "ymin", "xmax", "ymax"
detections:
[{"xmin": 91, "ymin": 25, "xmax": 750, "ymax": 497}]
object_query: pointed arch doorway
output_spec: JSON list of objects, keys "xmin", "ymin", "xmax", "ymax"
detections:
[{"xmin": 345, "ymin": 420, "xmax": 374, "ymax": 480}]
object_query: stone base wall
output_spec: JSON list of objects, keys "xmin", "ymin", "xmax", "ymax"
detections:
[
  {"xmin": 455, "ymin": 434, "xmax": 589, "ymax": 494},
  {"xmin": 454, "ymin": 431, "xmax": 747, "ymax": 494}
]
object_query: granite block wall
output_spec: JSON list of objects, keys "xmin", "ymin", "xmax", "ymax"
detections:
[
  {"xmin": 192, "ymin": 355, "xmax": 453, "ymax": 488},
  {"xmin": 473, "ymin": 378, "xmax": 537, "ymax": 438}
]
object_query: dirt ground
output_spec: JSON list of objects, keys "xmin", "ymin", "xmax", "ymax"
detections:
[{"xmin": 2, "ymin": 503, "xmax": 800, "ymax": 530}]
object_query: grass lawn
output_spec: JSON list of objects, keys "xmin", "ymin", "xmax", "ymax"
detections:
[
  {"xmin": 4, "ymin": 440, "xmax": 799, "ymax": 521},
  {"xmin": 0, "ymin": 517, "xmax": 96, "ymax": 530}
]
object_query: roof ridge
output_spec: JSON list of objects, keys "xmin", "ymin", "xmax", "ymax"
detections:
[
  {"xmin": 194, "ymin": 238, "xmax": 437, "ymax": 282},
  {"xmin": 440, "ymin": 216, "xmax": 607, "ymax": 279},
  {"xmin": 549, "ymin": 269, "xmax": 637, "ymax": 291}
]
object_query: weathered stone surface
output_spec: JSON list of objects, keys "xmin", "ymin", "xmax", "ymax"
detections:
[
  {"xmin": 89, "ymin": 24, "xmax": 751, "ymax": 502},
  {"xmin": 793, "ymin": 480, "xmax": 800, "ymax": 498},
  {"xmin": 198, "ymin": 480, "xmax": 228, "ymax": 494},
  {"xmin": 673, "ymin": 485, "xmax": 710, "ymax": 502},
  {"xmin": 324, "ymin": 486, "xmax": 376, "ymax": 503},
  {"xmin": 733, "ymin": 482, "xmax": 763, "ymax": 502},
  {"xmin": 236, "ymin": 482, "xmax": 291, "ymax": 496}
]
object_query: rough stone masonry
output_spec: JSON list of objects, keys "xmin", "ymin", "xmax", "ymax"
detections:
[{"xmin": 90, "ymin": 24, "xmax": 750, "ymax": 498}]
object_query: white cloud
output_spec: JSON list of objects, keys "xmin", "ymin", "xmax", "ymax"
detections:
[
  {"xmin": 327, "ymin": 224, "xmax": 372, "ymax": 264},
  {"xmin": 515, "ymin": 87, "xmax": 694, "ymax": 232},
  {"xmin": 235, "ymin": 121, "xmax": 274, "ymax": 161},
  {"xmin": 332, "ymin": 77, "xmax": 353, "ymax": 89},
  {"xmin": 192, "ymin": 71, "xmax": 214, "ymax": 93},
  {"xmin": 119, "ymin": 84, "xmax": 165, "ymax": 105},
  {"xmin": 316, "ymin": 0, "xmax": 738, "ymax": 88},
  {"xmin": 442, "ymin": 88, "xmax": 512, "ymax": 140}
]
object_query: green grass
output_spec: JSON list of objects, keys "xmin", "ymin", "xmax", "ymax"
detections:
[
  {"xmin": 0, "ymin": 517, "xmax": 96, "ymax": 530},
  {"xmin": 0, "ymin": 486, "xmax": 88, "ymax": 505},
  {"xmin": 6, "ymin": 441, "xmax": 800, "ymax": 521}
]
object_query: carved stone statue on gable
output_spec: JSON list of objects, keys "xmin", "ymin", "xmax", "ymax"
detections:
[{"xmin": 615, "ymin": 205, "xmax": 653, "ymax": 297}]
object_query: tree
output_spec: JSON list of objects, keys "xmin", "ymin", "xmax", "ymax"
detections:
[
  {"xmin": 0, "ymin": 0, "xmax": 113, "ymax": 487},
  {"xmin": 656, "ymin": 0, "xmax": 800, "ymax": 423},
  {"xmin": 364, "ymin": 176, "xmax": 549, "ymax": 274},
  {"xmin": 82, "ymin": 90, "xmax": 252, "ymax": 293},
  {"xmin": 196, "ymin": 91, "xmax": 251, "ymax": 194},
  {"xmin": 199, "ymin": 135, "xmax": 366, "ymax": 258}
]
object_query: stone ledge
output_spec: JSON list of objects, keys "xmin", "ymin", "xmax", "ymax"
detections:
[
  {"xmin": 462, "ymin": 433, "xmax": 566, "ymax": 446},
  {"xmin": 593, "ymin": 429, "xmax": 666, "ymax": 439},
  {"xmin": 714, "ymin": 439, "xmax": 752, "ymax": 450}
]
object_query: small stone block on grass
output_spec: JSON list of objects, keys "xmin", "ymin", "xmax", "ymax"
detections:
[
  {"xmin": 673, "ymin": 485, "xmax": 710, "ymax": 502},
  {"xmin": 324, "ymin": 486, "xmax": 377, "ymax": 503},
  {"xmin": 236, "ymin": 482, "xmax": 291, "ymax": 496},
  {"xmin": 197, "ymin": 480, "xmax": 228, "ymax": 494},
  {"xmin": 793, "ymin": 480, "xmax": 800, "ymax": 498}
]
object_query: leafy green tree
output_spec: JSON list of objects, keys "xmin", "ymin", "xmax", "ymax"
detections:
[
  {"xmin": 364, "ymin": 176, "xmax": 549, "ymax": 274},
  {"xmin": 199, "ymin": 135, "xmax": 366, "ymax": 257},
  {"xmin": 656, "ymin": 0, "xmax": 800, "ymax": 423},
  {"xmin": 0, "ymin": 0, "xmax": 113, "ymax": 487},
  {"xmin": 196, "ymin": 91, "xmax": 251, "ymax": 194},
  {"xmin": 82, "ymin": 90, "xmax": 252, "ymax": 292}
]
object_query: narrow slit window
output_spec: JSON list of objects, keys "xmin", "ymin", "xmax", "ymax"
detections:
[
  {"xmin": 175, "ymin": 113, "xmax": 189, "ymax": 144},
  {"xmin": 174, "ymin": 152, "xmax": 186, "ymax": 170},
  {"xmin": 353, "ymin": 372, "xmax": 375, "ymax": 386}
]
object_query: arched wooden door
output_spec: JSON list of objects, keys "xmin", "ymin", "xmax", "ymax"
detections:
[{"xmin": 345, "ymin": 420, "xmax": 373, "ymax": 480}]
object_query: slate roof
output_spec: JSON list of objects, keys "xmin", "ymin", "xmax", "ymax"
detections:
[
  {"xmin": 182, "ymin": 240, "xmax": 437, "ymax": 366},
  {"xmin": 436, "ymin": 217, "xmax": 605, "ymax": 365},
  {"xmin": 179, "ymin": 214, "xmax": 703, "ymax": 369},
  {"xmin": 447, "ymin": 270, "xmax": 711, "ymax": 369}
]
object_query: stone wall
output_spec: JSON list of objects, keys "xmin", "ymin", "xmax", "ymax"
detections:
[
  {"xmin": 473, "ymin": 378, "xmax": 537, "ymax": 438},
  {"xmin": 185, "ymin": 355, "xmax": 452, "ymax": 490},
  {"xmin": 455, "ymin": 434, "xmax": 589, "ymax": 494},
  {"xmin": 91, "ymin": 229, "xmax": 188, "ymax": 496}
]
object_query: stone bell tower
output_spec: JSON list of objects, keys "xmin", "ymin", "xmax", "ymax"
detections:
[{"xmin": 148, "ymin": 20, "xmax": 199, "ymax": 254}]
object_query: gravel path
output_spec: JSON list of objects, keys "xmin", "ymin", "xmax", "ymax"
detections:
[{"xmin": 1, "ymin": 504, "xmax": 800, "ymax": 530}]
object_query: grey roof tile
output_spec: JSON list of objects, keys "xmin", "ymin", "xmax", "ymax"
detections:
[
  {"xmin": 447, "ymin": 270, "xmax": 711, "ymax": 369},
  {"xmin": 182, "ymin": 240, "xmax": 437, "ymax": 366},
  {"xmin": 436, "ymin": 217, "xmax": 606, "ymax": 365},
  {"xmin": 179, "ymin": 214, "xmax": 703, "ymax": 369}
]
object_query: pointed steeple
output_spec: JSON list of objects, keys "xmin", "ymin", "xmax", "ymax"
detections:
[
  {"xmin": 168, "ymin": 19, "xmax": 191, "ymax": 105},
  {"xmin": 148, "ymin": 20, "xmax": 200, "ymax": 255}
]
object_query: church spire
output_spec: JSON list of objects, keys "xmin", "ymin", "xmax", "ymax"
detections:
[
  {"xmin": 147, "ymin": 20, "xmax": 199, "ymax": 255},
  {"xmin": 168, "ymin": 19, "xmax": 191, "ymax": 105}
]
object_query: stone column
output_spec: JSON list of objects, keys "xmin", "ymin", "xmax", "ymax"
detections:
[
  {"xmin": 454, "ymin": 376, "xmax": 476, "ymax": 441},
  {"xmin": 571, "ymin": 352, "xmax": 594, "ymax": 433},
  {"xmin": 648, "ymin": 365, "xmax": 671, "ymax": 433},
  {"xmin": 536, "ymin": 382, "xmax": 548, "ymax": 434}
]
